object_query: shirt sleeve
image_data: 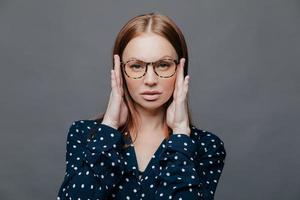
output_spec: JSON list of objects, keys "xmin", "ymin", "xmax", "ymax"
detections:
[
  {"xmin": 57, "ymin": 120, "xmax": 125, "ymax": 200},
  {"xmin": 154, "ymin": 132, "xmax": 226, "ymax": 200},
  {"xmin": 196, "ymin": 132, "xmax": 226, "ymax": 199},
  {"xmin": 155, "ymin": 133, "xmax": 203, "ymax": 199}
]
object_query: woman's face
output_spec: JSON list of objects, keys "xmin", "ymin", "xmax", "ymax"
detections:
[{"xmin": 122, "ymin": 33, "xmax": 178, "ymax": 112}]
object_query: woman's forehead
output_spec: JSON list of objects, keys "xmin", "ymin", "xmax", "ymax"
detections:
[
  {"xmin": 125, "ymin": 55, "xmax": 175, "ymax": 62},
  {"xmin": 122, "ymin": 34, "xmax": 178, "ymax": 62}
]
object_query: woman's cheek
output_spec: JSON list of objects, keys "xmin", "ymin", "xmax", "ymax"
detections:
[
  {"xmin": 164, "ymin": 79, "xmax": 176, "ymax": 98},
  {"xmin": 126, "ymin": 80, "xmax": 141, "ymax": 101}
]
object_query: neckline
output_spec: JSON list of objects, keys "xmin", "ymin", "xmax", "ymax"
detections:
[{"xmin": 129, "ymin": 136, "xmax": 167, "ymax": 179}]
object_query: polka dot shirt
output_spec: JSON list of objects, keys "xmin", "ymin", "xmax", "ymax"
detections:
[{"xmin": 57, "ymin": 120, "xmax": 226, "ymax": 200}]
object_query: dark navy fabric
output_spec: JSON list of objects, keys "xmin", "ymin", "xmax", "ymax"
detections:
[{"xmin": 57, "ymin": 120, "xmax": 226, "ymax": 200}]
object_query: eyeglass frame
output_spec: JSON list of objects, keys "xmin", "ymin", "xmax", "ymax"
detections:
[{"xmin": 120, "ymin": 58, "xmax": 179, "ymax": 79}]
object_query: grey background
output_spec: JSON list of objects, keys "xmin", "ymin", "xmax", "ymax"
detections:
[{"xmin": 0, "ymin": 0, "xmax": 299, "ymax": 199}]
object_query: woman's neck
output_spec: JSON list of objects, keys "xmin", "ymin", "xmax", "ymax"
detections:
[{"xmin": 134, "ymin": 105, "xmax": 168, "ymax": 139}]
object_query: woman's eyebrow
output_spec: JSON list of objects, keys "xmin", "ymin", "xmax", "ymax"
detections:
[{"xmin": 126, "ymin": 55, "xmax": 174, "ymax": 61}]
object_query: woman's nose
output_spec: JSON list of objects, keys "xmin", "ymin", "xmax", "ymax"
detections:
[{"xmin": 144, "ymin": 64, "xmax": 158, "ymax": 85}]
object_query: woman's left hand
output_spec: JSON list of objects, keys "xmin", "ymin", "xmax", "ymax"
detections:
[{"xmin": 166, "ymin": 58, "xmax": 191, "ymax": 136}]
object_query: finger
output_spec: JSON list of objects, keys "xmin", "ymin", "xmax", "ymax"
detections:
[
  {"xmin": 178, "ymin": 58, "xmax": 185, "ymax": 85},
  {"xmin": 113, "ymin": 55, "xmax": 119, "ymax": 87},
  {"xmin": 173, "ymin": 80, "xmax": 177, "ymax": 100},
  {"xmin": 173, "ymin": 58, "xmax": 183, "ymax": 99},
  {"xmin": 183, "ymin": 75, "xmax": 190, "ymax": 95},
  {"xmin": 111, "ymin": 69, "xmax": 117, "ymax": 91},
  {"xmin": 176, "ymin": 58, "xmax": 185, "ymax": 95},
  {"xmin": 173, "ymin": 70, "xmax": 178, "ymax": 99},
  {"xmin": 114, "ymin": 54, "xmax": 122, "ymax": 90},
  {"xmin": 117, "ymin": 55, "xmax": 124, "ymax": 93}
]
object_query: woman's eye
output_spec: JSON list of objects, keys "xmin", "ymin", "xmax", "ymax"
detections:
[
  {"xmin": 158, "ymin": 62, "xmax": 170, "ymax": 68},
  {"xmin": 159, "ymin": 63, "xmax": 167, "ymax": 67},
  {"xmin": 130, "ymin": 64, "xmax": 141, "ymax": 69}
]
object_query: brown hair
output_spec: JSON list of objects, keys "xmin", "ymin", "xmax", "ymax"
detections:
[{"xmin": 90, "ymin": 12, "xmax": 195, "ymax": 148}]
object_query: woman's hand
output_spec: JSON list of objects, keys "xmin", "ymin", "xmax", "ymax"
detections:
[
  {"xmin": 102, "ymin": 54, "xmax": 128, "ymax": 129},
  {"xmin": 166, "ymin": 58, "xmax": 191, "ymax": 136}
]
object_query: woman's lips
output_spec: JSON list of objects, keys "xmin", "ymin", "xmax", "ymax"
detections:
[{"xmin": 141, "ymin": 93, "xmax": 161, "ymax": 101}]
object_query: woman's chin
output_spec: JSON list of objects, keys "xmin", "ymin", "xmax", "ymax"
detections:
[{"xmin": 135, "ymin": 99, "xmax": 165, "ymax": 111}]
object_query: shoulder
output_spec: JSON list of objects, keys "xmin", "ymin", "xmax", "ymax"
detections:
[
  {"xmin": 189, "ymin": 125, "xmax": 226, "ymax": 158},
  {"xmin": 68, "ymin": 119, "xmax": 99, "ymax": 132},
  {"xmin": 66, "ymin": 119, "xmax": 99, "ymax": 144}
]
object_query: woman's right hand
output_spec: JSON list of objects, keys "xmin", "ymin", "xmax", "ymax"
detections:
[{"xmin": 102, "ymin": 54, "xmax": 129, "ymax": 130}]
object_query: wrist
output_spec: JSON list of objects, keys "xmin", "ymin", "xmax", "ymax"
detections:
[
  {"xmin": 172, "ymin": 127, "xmax": 191, "ymax": 136},
  {"xmin": 101, "ymin": 119, "xmax": 118, "ymax": 130}
]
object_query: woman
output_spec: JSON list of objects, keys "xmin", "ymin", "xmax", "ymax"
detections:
[{"xmin": 57, "ymin": 12, "xmax": 226, "ymax": 200}]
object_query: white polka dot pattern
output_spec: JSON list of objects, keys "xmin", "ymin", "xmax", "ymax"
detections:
[{"xmin": 57, "ymin": 120, "xmax": 226, "ymax": 200}]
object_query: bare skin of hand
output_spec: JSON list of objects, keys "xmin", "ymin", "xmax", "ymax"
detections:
[
  {"xmin": 102, "ymin": 54, "xmax": 128, "ymax": 129},
  {"xmin": 166, "ymin": 58, "xmax": 191, "ymax": 136}
]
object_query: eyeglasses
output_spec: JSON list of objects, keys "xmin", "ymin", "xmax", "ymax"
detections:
[{"xmin": 121, "ymin": 58, "xmax": 178, "ymax": 79}]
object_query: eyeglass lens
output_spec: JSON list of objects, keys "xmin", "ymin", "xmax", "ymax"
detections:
[{"xmin": 124, "ymin": 59, "xmax": 177, "ymax": 78}]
